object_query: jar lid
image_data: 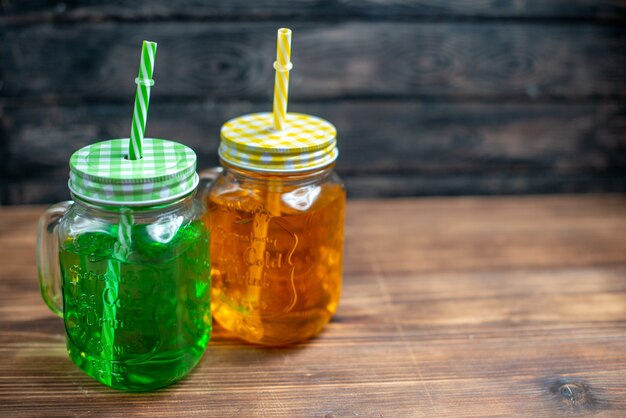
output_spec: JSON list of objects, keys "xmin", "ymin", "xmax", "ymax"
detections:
[
  {"xmin": 219, "ymin": 112, "xmax": 338, "ymax": 173},
  {"xmin": 69, "ymin": 138, "xmax": 198, "ymax": 206}
]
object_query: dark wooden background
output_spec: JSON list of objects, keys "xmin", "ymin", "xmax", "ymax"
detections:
[{"xmin": 1, "ymin": 1, "xmax": 625, "ymax": 204}]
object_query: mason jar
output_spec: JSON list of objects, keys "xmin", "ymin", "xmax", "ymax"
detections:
[
  {"xmin": 202, "ymin": 112, "xmax": 346, "ymax": 345},
  {"xmin": 37, "ymin": 138, "xmax": 211, "ymax": 391}
]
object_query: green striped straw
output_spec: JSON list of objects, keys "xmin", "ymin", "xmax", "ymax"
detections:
[
  {"xmin": 98, "ymin": 40, "xmax": 156, "ymax": 385},
  {"xmin": 101, "ymin": 210, "xmax": 133, "ymax": 385},
  {"xmin": 128, "ymin": 40, "xmax": 157, "ymax": 160},
  {"xmin": 102, "ymin": 259, "xmax": 120, "ymax": 386}
]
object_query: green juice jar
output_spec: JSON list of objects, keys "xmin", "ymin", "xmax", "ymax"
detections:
[{"xmin": 37, "ymin": 138, "xmax": 211, "ymax": 391}]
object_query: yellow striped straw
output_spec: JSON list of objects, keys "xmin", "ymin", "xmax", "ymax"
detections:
[{"xmin": 272, "ymin": 28, "xmax": 292, "ymax": 131}]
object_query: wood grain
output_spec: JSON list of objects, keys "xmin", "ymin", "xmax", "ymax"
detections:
[
  {"xmin": 1, "ymin": 3, "xmax": 625, "ymax": 203},
  {"xmin": 1, "ymin": 195, "xmax": 626, "ymax": 416},
  {"xmin": 1, "ymin": 22, "xmax": 625, "ymax": 101},
  {"xmin": 1, "ymin": 0, "xmax": 625, "ymax": 22},
  {"xmin": 2, "ymin": 101, "xmax": 625, "ymax": 203}
]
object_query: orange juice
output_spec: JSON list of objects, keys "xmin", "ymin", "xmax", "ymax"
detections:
[{"xmin": 204, "ymin": 165, "xmax": 345, "ymax": 345}]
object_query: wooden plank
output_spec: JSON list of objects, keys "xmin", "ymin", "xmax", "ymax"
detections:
[
  {"xmin": 5, "ymin": 172, "xmax": 626, "ymax": 205},
  {"xmin": 1, "ymin": 22, "xmax": 625, "ymax": 101},
  {"xmin": 343, "ymin": 173, "xmax": 626, "ymax": 198},
  {"xmin": 0, "ymin": 196, "xmax": 625, "ymax": 416},
  {"xmin": 2, "ymin": 100, "xmax": 624, "ymax": 203},
  {"xmin": 1, "ymin": 0, "xmax": 625, "ymax": 22},
  {"xmin": 343, "ymin": 195, "xmax": 626, "ymax": 274},
  {"xmin": 5, "ymin": 100, "xmax": 625, "ymax": 175}
]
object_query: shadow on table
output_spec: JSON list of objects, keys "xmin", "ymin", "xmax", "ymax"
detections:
[{"xmin": 197, "ymin": 319, "xmax": 313, "ymax": 365}]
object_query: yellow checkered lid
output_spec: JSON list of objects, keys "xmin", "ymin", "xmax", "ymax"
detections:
[{"xmin": 219, "ymin": 112, "xmax": 338, "ymax": 173}]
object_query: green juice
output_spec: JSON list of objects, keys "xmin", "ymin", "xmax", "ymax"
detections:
[{"xmin": 59, "ymin": 220, "xmax": 211, "ymax": 391}]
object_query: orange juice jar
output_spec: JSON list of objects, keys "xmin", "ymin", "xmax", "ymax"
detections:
[{"xmin": 202, "ymin": 112, "xmax": 345, "ymax": 345}]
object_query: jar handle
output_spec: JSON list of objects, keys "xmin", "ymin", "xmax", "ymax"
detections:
[
  {"xmin": 198, "ymin": 167, "xmax": 223, "ymax": 203},
  {"xmin": 37, "ymin": 201, "xmax": 73, "ymax": 317}
]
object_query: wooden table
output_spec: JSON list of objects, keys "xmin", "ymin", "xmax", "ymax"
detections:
[{"xmin": 1, "ymin": 196, "xmax": 625, "ymax": 417}]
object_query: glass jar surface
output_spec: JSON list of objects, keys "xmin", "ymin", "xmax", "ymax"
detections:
[
  {"xmin": 52, "ymin": 194, "xmax": 211, "ymax": 390},
  {"xmin": 203, "ymin": 162, "xmax": 345, "ymax": 345}
]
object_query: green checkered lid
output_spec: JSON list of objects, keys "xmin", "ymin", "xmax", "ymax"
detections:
[{"xmin": 69, "ymin": 138, "xmax": 199, "ymax": 206}]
